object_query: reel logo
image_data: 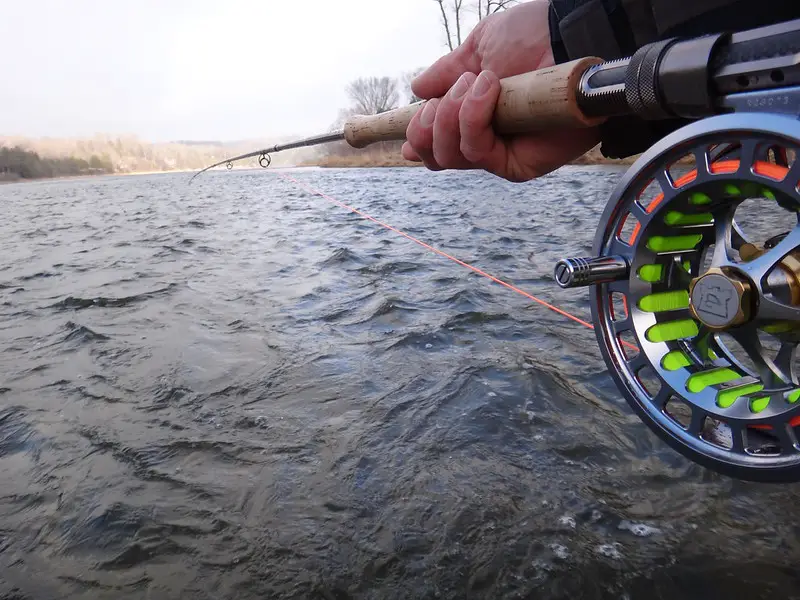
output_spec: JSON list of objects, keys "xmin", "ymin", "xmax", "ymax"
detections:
[
  {"xmin": 697, "ymin": 283, "xmax": 733, "ymax": 320},
  {"xmin": 691, "ymin": 274, "xmax": 739, "ymax": 328}
]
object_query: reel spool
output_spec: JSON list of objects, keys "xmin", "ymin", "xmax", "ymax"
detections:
[{"xmin": 556, "ymin": 113, "xmax": 800, "ymax": 482}]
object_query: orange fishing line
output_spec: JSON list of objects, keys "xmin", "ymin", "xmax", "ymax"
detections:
[{"xmin": 276, "ymin": 171, "xmax": 639, "ymax": 351}]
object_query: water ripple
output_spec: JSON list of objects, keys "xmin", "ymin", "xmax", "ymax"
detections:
[{"xmin": 0, "ymin": 167, "xmax": 797, "ymax": 599}]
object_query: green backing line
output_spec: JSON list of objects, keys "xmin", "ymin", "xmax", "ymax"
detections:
[
  {"xmin": 689, "ymin": 192, "xmax": 712, "ymax": 205},
  {"xmin": 634, "ymin": 180, "xmax": 796, "ymax": 415},
  {"xmin": 638, "ymin": 264, "xmax": 663, "ymax": 283},
  {"xmin": 662, "ymin": 350, "xmax": 691, "ymax": 371},
  {"xmin": 646, "ymin": 234, "xmax": 703, "ymax": 252},
  {"xmin": 645, "ymin": 319, "xmax": 699, "ymax": 343},
  {"xmin": 664, "ymin": 211, "xmax": 714, "ymax": 226},
  {"xmin": 638, "ymin": 290, "xmax": 690, "ymax": 313},
  {"xmin": 686, "ymin": 368, "xmax": 740, "ymax": 393},
  {"xmin": 637, "ymin": 261, "xmax": 692, "ymax": 283},
  {"xmin": 717, "ymin": 383, "xmax": 764, "ymax": 409}
]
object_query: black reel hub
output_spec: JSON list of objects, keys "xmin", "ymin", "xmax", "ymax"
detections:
[{"xmin": 556, "ymin": 113, "xmax": 800, "ymax": 482}]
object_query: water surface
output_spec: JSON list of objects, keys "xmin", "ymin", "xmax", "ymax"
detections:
[{"xmin": 1, "ymin": 166, "xmax": 798, "ymax": 599}]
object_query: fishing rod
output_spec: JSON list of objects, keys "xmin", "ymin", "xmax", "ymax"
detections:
[
  {"xmin": 188, "ymin": 53, "xmax": 606, "ymax": 183},
  {"xmin": 191, "ymin": 17, "xmax": 800, "ymax": 182},
  {"xmin": 194, "ymin": 17, "xmax": 800, "ymax": 484}
]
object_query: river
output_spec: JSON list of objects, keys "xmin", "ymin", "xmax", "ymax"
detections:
[{"xmin": 1, "ymin": 166, "xmax": 798, "ymax": 599}]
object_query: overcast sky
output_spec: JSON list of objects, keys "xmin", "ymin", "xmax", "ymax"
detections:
[{"xmin": 0, "ymin": 0, "xmax": 467, "ymax": 142}]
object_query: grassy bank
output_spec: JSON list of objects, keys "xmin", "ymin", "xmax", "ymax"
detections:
[
  {"xmin": 300, "ymin": 144, "xmax": 639, "ymax": 169},
  {"xmin": 299, "ymin": 152, "xmax": 421, "ymax": 168}
]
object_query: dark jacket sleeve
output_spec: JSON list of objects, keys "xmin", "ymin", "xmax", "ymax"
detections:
[{"xmin": 548, "ymin": 0, "xmax": 800, "ymax": 159}]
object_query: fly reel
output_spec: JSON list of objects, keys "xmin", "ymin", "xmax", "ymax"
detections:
[{"xmin": 555, "ymin": 113, "xmax": 800, "ymax": 483}]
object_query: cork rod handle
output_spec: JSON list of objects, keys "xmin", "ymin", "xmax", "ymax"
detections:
[{"xmin": 343, "ymin": 57, "xmax": 605, "ymax": 149}]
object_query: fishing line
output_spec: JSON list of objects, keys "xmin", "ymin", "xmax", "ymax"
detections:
[{"xmin": 274, "ymin": 171, "xmax": 630, "ymax": 347}]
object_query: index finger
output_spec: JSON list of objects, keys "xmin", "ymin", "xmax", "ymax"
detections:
[{"xmin": 411, "ymin": 41, "xmax": 481, "ymax": 100}]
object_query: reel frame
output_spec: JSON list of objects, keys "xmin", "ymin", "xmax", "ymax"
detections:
[{"xmin": 588, "ymin": 113, "xmax": 800, "ymax": 482}]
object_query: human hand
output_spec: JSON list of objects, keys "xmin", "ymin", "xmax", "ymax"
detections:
[{"xmin": 402, "ymin": 0, "xmax": 600, "ymax": 182}]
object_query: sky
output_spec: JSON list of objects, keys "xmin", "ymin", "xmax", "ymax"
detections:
[{"xmin": 0, "ymin": 0, "xmax": 468, "ymax": 143}]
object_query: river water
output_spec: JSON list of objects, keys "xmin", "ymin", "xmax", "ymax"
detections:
[{"xmin": 1, "ymin": 166, "xmax": 799, "ymax": 599}]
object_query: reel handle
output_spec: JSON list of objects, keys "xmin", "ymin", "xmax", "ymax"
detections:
[
  {"xmin": 554, "ymin": 255, "xmax": 629, "ymax": 288},
  {"xmin": 342, "ymin": 57, "xmax": 607, "ymax": 149}
]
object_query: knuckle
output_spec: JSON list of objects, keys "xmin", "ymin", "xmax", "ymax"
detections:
[
  {"xmin": 431, "ymin": 150, "xmax": 448, "ymax": 168},
  {"xmin": 460, "ymin": 113, "xmax": 484, "ymax": 134},
  {"xmin": 431, "ymin": 116, "xmax": 464, "ymax": 168},
  {"xmin": 405, "ymin": 121, "xmax": 420, "ymax": 145},
  {"xmin": 405, "ymin": 127, "xmax": 429, "ymax": 153},
  {"xmin": 433, "ymin": 143, "xmax": 460, "ymax": 169},
  {"xmin": 460, "ymin": 140, "xmax": 483, "ymax": 163},
  {"xmin": 434, "ymin": 97, "xmax": 457, "ymax": 122},
  {"xmin": 459, "ymin": 103, "xmax": 487, "ymax": 133},
  {"xmin": 459, "ymin": 124, "xmax": 488, "ymax": 164}
]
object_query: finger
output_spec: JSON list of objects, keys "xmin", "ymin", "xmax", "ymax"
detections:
[
  {"xmin": 432, "ymin": 72, "xmax": 478, "ymax": 169},
  {"xmin": 458, "ymin": 70, "xmax": 504, "ymax": 170},
  {"xmin": 411, "ymin": 39, "xmax": 481, "ymax": 100},
  {"xmin": 401, "ymin": 142, "xmax": 422, "ymax": 162},
  {"xmin": 405, "ymin": 99, "xmax": 443, "ymax": 171}
]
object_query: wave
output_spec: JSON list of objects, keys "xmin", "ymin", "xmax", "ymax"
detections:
[
  {"xmin": 320, "ymin": 247, "xmax": 364, "ymax": 266},
  {"xmin": 50, "ymin": 283, "xmax": 178, "ymax": 311}
]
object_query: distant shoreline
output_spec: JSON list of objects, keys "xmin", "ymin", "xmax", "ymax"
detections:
[
  {"xmin": 299, "ymin": 146, "xmax": 638, "ymax": 169},
  {"xmin": 1, "ymin": 149, "xmax": 640, "ymax": 185},
  {"xmin": 299, "ymin": 154, "xmax": 422, "ymax": 169},
  {"xmin": 0, "ymin": 168, "xmax": 200, "ymax": 185}
]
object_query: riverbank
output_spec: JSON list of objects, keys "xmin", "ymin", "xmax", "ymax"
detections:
[
  {"xmin": 0, "ymin": 167, "xmax": 211, "ymax": 185},
  {"xmin": 1, "ymin": 146, "xmax": 641, "ymax": 185},
  {"xmin": 299, "ymin": 153, "xmax": 421, "ymax": 168},
  {"xmin": 299, "ymin": 145, "xmax": 639, "ymax": 169}
]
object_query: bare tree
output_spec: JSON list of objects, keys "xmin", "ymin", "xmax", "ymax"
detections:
[
  {"xmin": 435, "ymin": 0, "xmax": 463, "ymax": 52},
  {"xmin": 401, "ymin": 68, "xmax": 426, "ymax": 104},
  {"xmin": 477, "ymin": 0, "xmax": 518, "ymax": 19},
  {"xmin": 324, "ymin": 76, "xmax": 403, "ymax": 157},
  {"xmin": 434, "ymin": 0, "xmax": 518, "ymax": 50},
  {"xmin": 344, "ymin": 76, "xmax": 399, "ymax": 116}
]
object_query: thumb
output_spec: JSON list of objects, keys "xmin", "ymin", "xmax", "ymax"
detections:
[{"xmin": 411, "ymin": 43, "xmax": 480, "ymax": 100}]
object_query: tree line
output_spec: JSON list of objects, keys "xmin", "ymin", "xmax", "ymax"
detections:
[
  {"xmin": 3, "ymin": 1, "xmax": 520, "ymax": 178},
  {"xmin": 0, "ymin": 134, "xmax": 309, "ymax": 181},
  {"xmin": 0, "ymin": 146, "xmax": 114, "ymax": 181}
]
